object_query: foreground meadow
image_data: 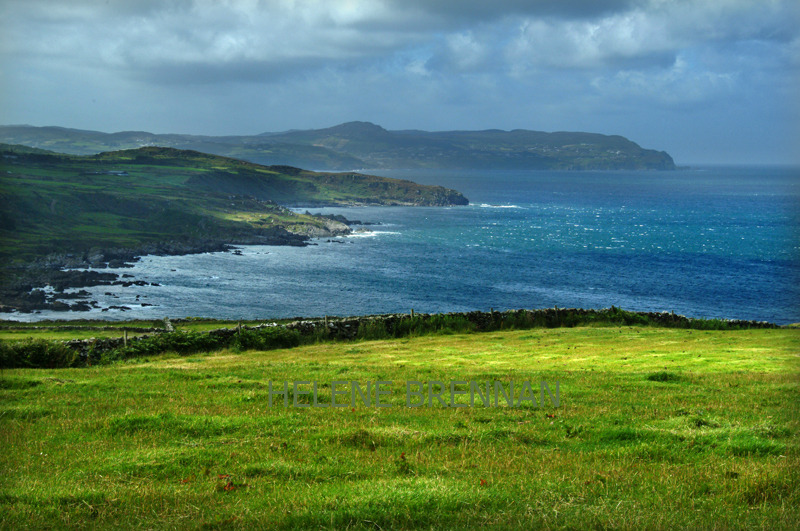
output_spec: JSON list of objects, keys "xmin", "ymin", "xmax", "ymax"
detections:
[{"xmin": 1, "ymin": 326, "xmax": 798, "ymax": 529}]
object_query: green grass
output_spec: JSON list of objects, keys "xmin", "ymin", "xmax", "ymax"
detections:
[{"xmin": 1, "ymin": 325, "xmax": 797, "ymax": 529}]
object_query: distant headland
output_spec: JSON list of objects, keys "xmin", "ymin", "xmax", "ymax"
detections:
[{"xmin": 0, "ymin": 122, "xmax": 676, "ymax": 171}]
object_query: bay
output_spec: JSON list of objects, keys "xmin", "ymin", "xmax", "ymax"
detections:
[{"xmin": 10, "ymin": 166, "xmax": 800, "ymax": 324}]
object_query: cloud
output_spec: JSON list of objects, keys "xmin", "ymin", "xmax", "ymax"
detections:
[
  {"xmin": 1, "ymin": 0, "xmax": 432, "ymax": 84},
  {"xmin": 385, "ymin": 0, "xmax": 641, "ymax": 23},
  {"xmin": 504, "ymin": 0, "xmax": 798, "ymax": 71},
  {"xmin": 590, "ymin": 54, "xmax": 737, "ymax": 108},
  {"xmin": 3, "ymin": 0, "xmax": 797, "ymax": 84},
  {"xmin": 1, "ymin": 0, "xmax": 798, "ymax": 162}
]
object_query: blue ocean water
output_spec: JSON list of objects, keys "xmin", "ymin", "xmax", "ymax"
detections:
[{"xmin": 10, "ymin": 166, "xmax": 800, "ymax": 324}]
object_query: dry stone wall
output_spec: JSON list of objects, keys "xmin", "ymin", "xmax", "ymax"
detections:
[{"xmin": 57, "ymin": 308, "xmax": 779, "ymax": 359}]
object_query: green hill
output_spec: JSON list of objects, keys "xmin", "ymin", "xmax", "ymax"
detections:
[{"xmin": 0, "ymin": 144, "xmax": 466, "ymax": 262}]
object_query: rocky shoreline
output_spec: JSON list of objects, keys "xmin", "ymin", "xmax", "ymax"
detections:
[{"xmin": 0, "ymin": 222, "xmax": 353, "ymax": 315}]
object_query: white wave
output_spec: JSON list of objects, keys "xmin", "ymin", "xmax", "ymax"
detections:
[
  {"xmin": 347, "ymin": 231, "xmax": 401, "ymax": 238},
  {"xmin": 476, "ymin": 203, "xmax": 523, "ymax": 209}
]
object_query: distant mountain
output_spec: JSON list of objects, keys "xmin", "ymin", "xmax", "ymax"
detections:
[
  {"xmin": 0, "ymin": 125, "xmax": 364, "ymax": 170},
  {"xmin": 0, "ymin": 122, "xmax": 676, "ymax": 171}
]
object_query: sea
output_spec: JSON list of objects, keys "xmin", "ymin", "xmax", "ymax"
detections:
[{"xmin": 7, "ymin": 166, "xmax": 800, "ymax": 324}]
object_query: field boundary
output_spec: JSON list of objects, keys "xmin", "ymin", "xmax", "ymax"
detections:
[{"xmin": 0, "ymin": 306, "xmax": 780, "ymax": 369}]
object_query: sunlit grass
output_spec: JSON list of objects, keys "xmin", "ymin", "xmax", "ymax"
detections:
[{"xmin": 1, "ymin": 326, "xmax": 797, "ymax": 528}]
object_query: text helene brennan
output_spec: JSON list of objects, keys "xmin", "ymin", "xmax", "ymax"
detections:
[{"xmin": 267, "ymin": 380, "xmax": 560, "ymax": 408}]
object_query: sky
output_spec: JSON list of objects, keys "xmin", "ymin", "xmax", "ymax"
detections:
[{"xmin": 1, "ymin": 0, "xmax": 798, "ymax": 165}]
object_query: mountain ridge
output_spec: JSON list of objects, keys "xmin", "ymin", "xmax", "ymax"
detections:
[{"xmin": 0, "ymin": 122, "xmax": 676, "ymax": 171}]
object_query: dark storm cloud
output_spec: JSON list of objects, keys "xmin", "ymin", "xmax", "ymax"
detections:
[
  {"xmin": 394, "ymin": 0, "xmax": 640, "ymax": 21},
  {"xmin": 1, "ymin": 0, "xmax": 798, "ymax": 163},
  {"xmin": 3, "ymin": 0, "xmax": 796, "ymax": 83}
]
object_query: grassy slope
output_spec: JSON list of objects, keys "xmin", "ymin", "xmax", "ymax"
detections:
[
  {"xmin": 1, "ymin": 326, "xmax": 797, "ymax": 529},
  {"xmin": 0, "ymin": 145, "xmax": 466, "ymax": 266}
]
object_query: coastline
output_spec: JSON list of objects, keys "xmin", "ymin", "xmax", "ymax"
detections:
[
  {"xmin": 0, "ymin": 225, "xmax": 341, "ymax": 315},
  {"xmin": 2, "ymin": 166, "xmax": 796, "ymax": 324},
  {"xmin": 0, "ymin": 200, "xmax": 470, "ymax": 316}
]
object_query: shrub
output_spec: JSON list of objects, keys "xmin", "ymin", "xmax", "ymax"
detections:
[
  {"xmin": 606, "ymin": 306, "xmax": 650, "ymax": 326},
  {"xmin": 109, "ymin": 330, "xmax": 227, "ymax": 360},
  {"xmin": 230, "ymin": 328, "xmax": 301, "ymax": 352},
  {"xmin": 646, "ymin": 371, "xmax": 683, "ymax": 383},
  {"xmin": 0, "ymin": 338, "xmax": 80, "ymax": 369},
  {"xmin": 423, "ymin": 314, "xmax": 475, "ymax": 335},
  {"xmin": 499, "ymin": 310, "xmax": 534, "ymax": 330},
  {"xmin": 0, "ymin": 340, "xmax": 13, "ymax": 368},
  {"xmin": 356, "ymin": 320, "xmax": 389, "ymax": 340}
]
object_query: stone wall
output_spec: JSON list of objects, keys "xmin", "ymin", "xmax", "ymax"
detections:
[{"xmin": 58, "ymin": 308, "xmax": 780, "ymax": 358}]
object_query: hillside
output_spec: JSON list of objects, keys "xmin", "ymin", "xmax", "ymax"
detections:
[
  {"xmin": 0, "ymin": 122, "xmax": 676, "ymax": 170},
  {"xmin": 0, "ymin": 144, "xmax": 467, "ymax": 312},
  {"xmin": 0, "ymin": 144, "xmax": 467, "ymax": 262}
]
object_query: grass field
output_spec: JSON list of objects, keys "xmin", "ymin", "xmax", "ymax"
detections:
[{"xmin": 1, "ymin": 325, "xmax": 798, "ymax": 529}]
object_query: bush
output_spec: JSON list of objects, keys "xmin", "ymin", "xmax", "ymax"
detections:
[
  {"xmin": 110, "ymin": 330, "xmax": 227, "ymax": 360},
  {"xmin": 0, "ymin": 339, "xmax": 80, "ymax": 369},
  {"xmin": 0, "ymin": 340, "xmax": 13, "ymax": 368},
  {"xmin": 356, "ymin": 320, "xmax": 390, "ymax": 340},
  {"xmin": 646, "ymin": 371, "xmax": 683, "ymax": 383},
  {"xmin": 499, "ymin": 310, "xmax": 534, "ymax": 330},
  {"xmin": 230, "ymin": 328, "xmax": 301, "ymax": 352},
  {"xmin": 423, "ymin": 314, "xmax": 475, "ymax": 335},
  {"xmin": 687, "ymin": 318, "xmax": 732, "ymax": 330},
  {"xmin": 606, "ymin": 306, "xmax": 650, "ymax": 326}
]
